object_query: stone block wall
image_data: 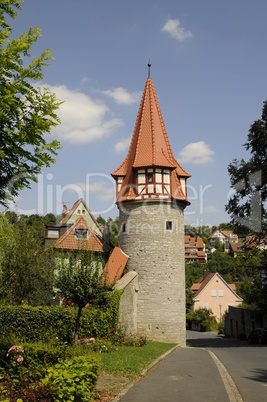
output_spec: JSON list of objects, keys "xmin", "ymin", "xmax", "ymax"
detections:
[{"xmin": 118, "ymin": 200, "xmax": 186, "ymax": 345}]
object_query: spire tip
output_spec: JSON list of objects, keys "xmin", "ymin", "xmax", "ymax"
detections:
[{"xmin": 147, "ymin": 59, "xmax": 151, "ymax": 78}]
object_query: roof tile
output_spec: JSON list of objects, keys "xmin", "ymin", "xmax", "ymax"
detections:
[
  {"xmin": 102, "ymin": 246, "xmax": 129, "ymax": 285},
  {"xmin": 53, "ymin": 216, "xmax": 111, "ymax": 253}
]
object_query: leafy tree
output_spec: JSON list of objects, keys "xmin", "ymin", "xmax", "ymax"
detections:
[
  {"xmin": 107, "ymin": 217, "xmax": 119, "ymax": 247},
  {"xmin": 96, "ymin": 215, "xmax": 106, "ymax": 229},
  {"xmin": 185, "ymin": 262, "xmax": 203, "ymax": 288},
  {"xmin": 186, "ymin": 288, "xmax": 194, "ymax": 312},
  {"xmin": 0, "ymin": 0, "xmax": 62, "ymax": 206},
  {"xmin": 214, "ymin": 238, "xmax": 223, "ymax": 252},
  {"xmin": 0, "ymin": 213, "xmax": 55, "ymax": 305},
  {"xmin": 55, "ymin": 249, "xmax": 111, "ymax": 343},
  {"xmin": 226, "ymin": 100, "xmax": 267, "ymax": 234},
  {"xmin": 219, "ymin": 222, "xmax": 233, "ymax": 231}
]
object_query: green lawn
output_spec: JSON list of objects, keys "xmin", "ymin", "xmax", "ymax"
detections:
[{"xmin": 97, "ymin": 342, "xmax": 177, "ymax": 378}]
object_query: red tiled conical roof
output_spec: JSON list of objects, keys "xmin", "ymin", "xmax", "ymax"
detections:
[{"xmin": 111, "ymin": 77, "xmax": 191, "ymax": 204}]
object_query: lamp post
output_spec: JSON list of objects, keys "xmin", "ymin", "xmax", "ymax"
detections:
[{"xmin": 219, "ymin": 303, "xmax": 222, "ymax": 321}]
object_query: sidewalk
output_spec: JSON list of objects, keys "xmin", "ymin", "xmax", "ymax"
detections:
[{"xmin": 113, "ymin": 346, "xmax": 241, "ymax": 402}]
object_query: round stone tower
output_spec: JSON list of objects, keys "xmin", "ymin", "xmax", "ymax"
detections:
[{"xmin": 111, "ymin": 69, "xmax": 191, "ymax": 345}]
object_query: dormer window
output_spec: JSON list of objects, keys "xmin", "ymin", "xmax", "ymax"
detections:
[
  {"xmin": 75, "ymin": 229, "xmax": 88, "ymax": 239},
  {"xmin": 117, "ymin": 176, "xmax": 124, "ymax": 192}
]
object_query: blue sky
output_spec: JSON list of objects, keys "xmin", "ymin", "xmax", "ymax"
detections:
[{"xmin": 5, "ymin": 0, "xmax": 267, "ymax": 227}]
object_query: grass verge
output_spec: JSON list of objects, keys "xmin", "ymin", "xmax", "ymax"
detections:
[{"xmin": 94, "ymin": 342, "xmax": 177, "ymax": 401}]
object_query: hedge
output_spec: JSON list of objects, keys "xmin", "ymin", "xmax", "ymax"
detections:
[{"xmin": 0, "ymin": 290, "xmax": 122, "ymax": 343}]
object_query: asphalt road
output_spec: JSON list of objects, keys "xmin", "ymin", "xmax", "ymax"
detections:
[{"xmin": 187, "ymin": 330, "xmax": 267, "ymax": 402}]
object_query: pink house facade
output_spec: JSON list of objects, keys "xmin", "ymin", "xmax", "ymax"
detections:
[{"xmin": 191, "ymin": 272, "xmax": 243, "ymax": 322}]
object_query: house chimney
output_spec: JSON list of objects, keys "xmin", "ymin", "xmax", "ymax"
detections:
[{"xmin": 203, "ymin": 270, "xmax": 209, "ymax": 279}]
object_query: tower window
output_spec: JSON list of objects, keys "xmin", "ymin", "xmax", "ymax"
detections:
[
  {"xmin": 148, "ymin": 173, "xmax": 153, "ymax": 183},
  {"xmin": 166, "ymin": 221, "xmax": 172, "ymax": 230},
  {"xmin": 122, "ymin": 223, "xmax": 126, "ymax": 233}
]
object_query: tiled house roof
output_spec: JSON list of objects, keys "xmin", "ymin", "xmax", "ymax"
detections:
[
  {"xmin": 191, "ymin": 272, "xmax": 241, "ymax": 300},
  {"xmin": 61, "ymin": 198, "xmax": 103, "ymax": 234},
  {"xmin": 220, "ymin": 231, "xmax": 238, "ymax": 241},
  {"xmin": 208, "ymin": 230, "xmax": 238, "ymax": 241},
  {"xmin": 102, "ymin": 246, "xmax": 129, "ymax": 285},
  {"xmin": 184, "ymin": 235, "xmax": 207, "ymax": 263},
  {"xmin": 111, "ymin": 77, "xmax": 191, "ymax": 204},
  {"xmin": 53, "ymin": 216, "xmax": 112, "ymax": 253}
]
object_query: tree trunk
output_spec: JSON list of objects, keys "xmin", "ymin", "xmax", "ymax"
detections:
[{"xmin": 74, "ymin": 305, "xmax": 83, "ymax": 344}]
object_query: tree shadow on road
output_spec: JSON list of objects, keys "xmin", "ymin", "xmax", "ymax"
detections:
[
  {"xmin": 244, "ymin": 368, "xmax": 267, "ymax": 383},
  {"xmin": 186, "ymin": 335, "xmax": 267, "ymax": 349}
]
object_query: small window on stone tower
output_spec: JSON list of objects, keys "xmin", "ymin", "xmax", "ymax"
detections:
[
  {"xmin": 122, "ymin": 223, "xmax": 126, "ymax": 233},
  {"xmin": 166, "ymin": 221, "xmax": 172, "ymax": 230}
]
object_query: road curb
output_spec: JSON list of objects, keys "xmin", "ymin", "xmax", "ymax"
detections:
[{"xmin": 208, "ymin": 350, "xmax": 244, "ymax": 402}]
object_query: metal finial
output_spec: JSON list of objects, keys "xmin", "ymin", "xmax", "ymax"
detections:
[{"xmin": 147, "ymin": 60, "xmax": 151, "ymax": 78}]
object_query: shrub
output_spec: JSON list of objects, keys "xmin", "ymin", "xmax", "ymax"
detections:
[
  {"xmin": 108, "ymin": 326, "xmax": 147, "ymax": 347},
  {"xmin": 217, "ymin": 313, "xmax": 226, "ymax": 335},
  {"xmin": 42, "ymin": 356, "xmax": 100, "ymax": 401},
  {"xmin": 0, "ymin": 290, "xmax": 122, "ymax": 344},
  {"xmin": 3, "ymin": 377, "xmax": 56, "ymax": 402},
  {"xmin": 186, "ymin": 308, "xmax": 218, "ymax": 332}
]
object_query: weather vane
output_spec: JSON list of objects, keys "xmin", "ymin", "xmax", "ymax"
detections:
[{"xmin": 148, "ymin": 59, "xmax": 151, "ymax": 78}]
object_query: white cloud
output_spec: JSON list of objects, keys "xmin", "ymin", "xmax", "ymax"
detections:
[
  {"xmin": 161, "ymin": 18, "xmax": 193, "ymax": 42},
  {"xmin": 42, "ymin": 84, "xmax": 124, "ymax": 144},
  {"xmin": 178, "ymin": 141, "xmax": 215, "ymax": 164},
  {"xmin": 203, "ymin": 205, "xmax": 220, "ymax": 213},
  {"xmin": 69, "ymin": 181, "xmax": 115, "ymax": 201},
  {"xmin": 102, "ymin": 87, "xmax": 142, "ymax": 105},
  {"xmin": 114, "ymin": 136, "xmax": 131, "ymax": 153}
]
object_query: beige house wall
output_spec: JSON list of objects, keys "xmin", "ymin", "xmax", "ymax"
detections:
[{"xmin": 193, "ymin": 275, "xmax": 242, "ymax": 322}]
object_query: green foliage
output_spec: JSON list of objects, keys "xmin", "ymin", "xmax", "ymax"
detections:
[
  {"xmin": 0, "ymin": 339, "xmax": 69, "ymax": 396},
  {"xmin": 107, "ymin": 217, "xmax": 119, "ymax": 247},
  {"xmin": 185, "ymin": 262, "xmax": 203, "ymax": 288},
  {"xmin": 217, "ymin": 313, "xmax": 226, "ymax": 335},
  {"xmin": 107, "ymin": 327, "xmax": 147, "ymax": 347},
  {"xmin": 95, "ymin": 216, "xmax": 119, "ymax": 247},
  {"xmin": 42, "ymin": 356, "xmax": 99, "ymax": 402},
  {"xmin": 55, "ymin": 249, "xmax": 115, "ymax": 342},
  {"xmin": 226, "ymin": 100, "xmax": 267, "ymax": 233},
  {"xmin": 186, "ymin": 288, "xmax": 194, "ymax": 311},
  {"xmin": 186, "ymin": 308, "xmax": 218, "ymax": 332},
  {"xmin": 0, "ymin": 213, "xmax": 55, "ymax": 306},
  {"xmin": 0, "ymin": 0, "xmax": 62, "ymax": 206},
  {"xmin": 214, "ymin": 238, "xmax": 223, "ymax": 252},
  {"xmin": 56, "ymin": 250, "xmax": 106, "ymax": 309},
  {"xmin": 0, "ymin": 292, "xmax": 121, "ymax": 343},
  {"xmin": 0, "ymin": 337, "xmax": 100, "ymax": 401}
]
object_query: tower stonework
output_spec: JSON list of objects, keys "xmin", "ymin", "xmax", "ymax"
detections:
[{"xmin": 112, "ymin": 73, "xmax": 191, "ymax": 345}]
